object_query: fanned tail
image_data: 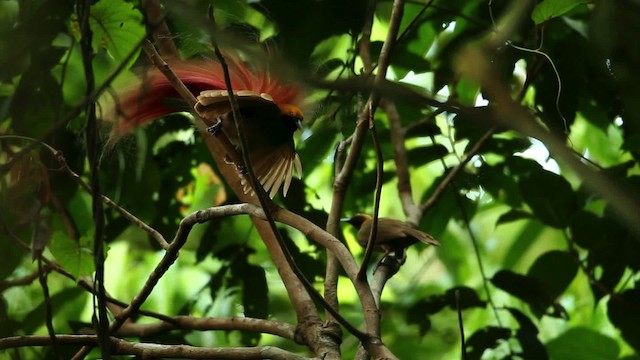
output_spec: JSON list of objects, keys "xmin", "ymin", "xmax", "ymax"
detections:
[{"xmin": 100, "ymin": 61, "xmax": 227, "ymax": 141}]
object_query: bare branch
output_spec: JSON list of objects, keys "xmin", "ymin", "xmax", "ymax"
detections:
[
  {"xmin": 0, "ymin": 266, "xmax": 49, "ymax": 292},
  {"xmin": 116, "ymin": 316, "xmax": 296, "ymax": 341},
  {"xmin": 1, "ymin": 335, "xmax": 312, "ymax": 360},
  {"xmin": 383, "ymin": 100, "xmax": 421, "ymax": 224}
]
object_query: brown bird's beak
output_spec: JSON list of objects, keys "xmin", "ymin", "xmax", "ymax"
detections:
[{"xmin": 340, "ymin": 214, "xmax": 370, "ymax": 229}]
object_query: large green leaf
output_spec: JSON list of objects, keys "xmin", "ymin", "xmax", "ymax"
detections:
[
  {"xmin": 491, "ymin": 269, "xmax": 566, "ymax": 318},
  {"xmin": 90, "ymin": 0, "xmax": 144, "ymax": 64},
  {"xmin": 546, "ymin": 327, "xmax": 620, "ymax": 360},
  {"xmin": 608, "ymin": 288, "xmax": 640, "ymax": 352},
  {"xmin": 528, "ymin": 250, "xmax": 578, "ymax": 303},
  {"xmin": 532, "ymin": 0, "xmax": 591, "ymax": 24},
  {"xmin": 519, "ymin": 168, "xmax": 579, "ymax": 228}
]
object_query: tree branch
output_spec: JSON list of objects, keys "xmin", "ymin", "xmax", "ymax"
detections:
[{"xmin": 1, "ymin": 335, "xmax": 311, "ymax": 360}]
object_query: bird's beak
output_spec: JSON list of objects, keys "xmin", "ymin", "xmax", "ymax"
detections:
[
  {"xmin": 340, "ymin": 217, "xmax": 351, "ymax": 222},
  {"xmin": 296, "ymin": 119, "xmax": 303, "ymax": 130}
]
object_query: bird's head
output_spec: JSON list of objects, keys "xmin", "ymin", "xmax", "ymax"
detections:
[
  {"xmin": 278, "ymin": 103, "xmax": 304, "ymax": 133},
  {"xmin": 340, "ymin": 213, "xmax": 372, "ymax": 229}
]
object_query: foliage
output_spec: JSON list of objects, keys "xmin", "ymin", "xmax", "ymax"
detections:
[{"xmin": 1, "ymin": 0, "xmax": 640, "ymax": 359}]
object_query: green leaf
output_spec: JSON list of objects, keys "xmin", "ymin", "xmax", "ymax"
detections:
[
  {"xmin": 465, "ymin": 326, "xmax": 511, "ymax": 360},
  {"xmin": 242, "ymin": 264, "xmax": 268, "ymax": 320},
  {"xmin": 444, "ymin": 286, "xmax": 487, "ymax": 310},
  {"xmin": 0, "ymin": 0, "xmax": 19, "ymax": 35},
  {"xmin": 491, "ymin": 270, "xmax": 566, "ymax": 318},
  {"xmin": 411, "ymin": 286, "xmax": 486, "ymax": 325},
  {"xmin": 528, "ymin": 250, "xmax": 578, "ymax": 302},
  {"xmin": 0, "ymin": 297, "xmax": 17, "ymax": 337},
  {"xmin": 90, "ymin": 0, "xmax": 144, "ymax": 64},
  {"xmin": 406, "ymin": 144, "xmax": 448, "ymax": 167},
  {"xmin": 519, "ymin": 169, "xmax": 579, "ymax": 228},
  {"xmin": 49, "ymin": 231, "xmax": 95, "ymax": 278},
  {"xmin": 608, "ymin": 288, "xmax": 640, "ymax": 353},
  {"xmin": 505, "ymin": 308, "xmax": 548, "ymax": 359},
  {"xmin": 532, "ymin": 0, "xmax": 591, "ymax": 24},
  {"xmin": 479, "ymin": 164, "xmax": 523, "ymax": 208},
  {"xmin": 546, "ymin": 327, "xmax": 620, "ymax": 360},
  {"xmin": 570, "ymin": 211, "xmax": 606, "ymax": 250},
  {"xmin": 505, "ymin": 307, "xmax": 538, "ymax": 335},
  {"xmin": 20, "ymin": 287, "xmax": 86, "ymax": 334},
  {"xmin": 0, "ymin": 233, "xmax": 24, "ymax": 280},
  {"xmin": 502, "ymin": 220, "xmax": 546, "ymax": 270},
  {"xmin": 496, "ymin": 209, "xmax": 532, "ymax": 226}
]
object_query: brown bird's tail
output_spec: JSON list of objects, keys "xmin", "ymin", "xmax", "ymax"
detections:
[{"xmin": 403, "ymin": 227, "xmax": 440, "ymax": 246}]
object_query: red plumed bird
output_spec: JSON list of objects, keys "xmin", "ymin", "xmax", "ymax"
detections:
[{"xmin": 101, "ymin": 56, "xmax": 304, "ymax": 198}]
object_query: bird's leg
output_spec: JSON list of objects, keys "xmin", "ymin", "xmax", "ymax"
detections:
[
  {"xmin": 207, "ymin": 116, "xmax": 247, "ymax": 174},
  {"xmin": 205, "ymin": 117, "xmax": 223, "ymax": 135},
  {"xmin": 374, "ymin": 249, "xmax": 406, "ymax": 276}
]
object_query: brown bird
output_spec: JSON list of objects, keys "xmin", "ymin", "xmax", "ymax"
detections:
[{"xmin": 341, "ymin": 214, "xmax": 440, "ymax": 254}]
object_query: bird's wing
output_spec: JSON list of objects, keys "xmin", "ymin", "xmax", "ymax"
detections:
[
  {"xmin": 241, "ymin": 147, "xmax": 301, "ymax": 198},
  {"xmin": 371, "ymin": 218, "xmax": 440, "ymax": 246},
  {"xmin": 196, "ymin": 90, "xmax": 301, "ymax": 198},
  {"xmin": 195, "ymin": 90, "xmax": 276, "ymax": 119},
  {"xmin": 402, "ymin": 226, "xmax": 440, "ymax": 246}
]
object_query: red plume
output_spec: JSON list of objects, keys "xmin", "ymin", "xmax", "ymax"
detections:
[{"xmin": 102, "ymin": 57, "xmax": 302, "ymax": 139}]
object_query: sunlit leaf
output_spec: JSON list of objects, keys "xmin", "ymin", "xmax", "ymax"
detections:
[
  {"xmin": 532, "ymin": 0, "xmax": 591, "ymax": 24},
  {"xmin": 90, "ymin": 0, "xmax": 144, "ymax": 64},
  {"xmin": 546, "ymin": 327, "xmax": 620, "ymax": 360},
  {"xmin": 49, "ymin": 231, "xmax": 95, "ymax": 279}
]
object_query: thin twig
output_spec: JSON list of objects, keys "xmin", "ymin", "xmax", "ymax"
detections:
[
  {"xmin": 420, "ymin": 127, "xmax": 495, "ymax": 213},
  {"xmin": 456, "ymin": 289, "xmax": 467, "ymax": 360},
  {"xmin": 77, "ymin": 0, "xmax": 110, "ymax": 356},
  {"xmin": 358, "ymin": 103, "xmax": 385, "ymax": 279},
  {"xmin": 37, "ymin": 258, "xmax": 60, "ymax": 359},
  {"xmin": 0, "ymin": 266, "xmax": 49, "ymax": 292},
  {"xmin": 384, "ymin": 100, "xmax": 418, "ymax": 222}
]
